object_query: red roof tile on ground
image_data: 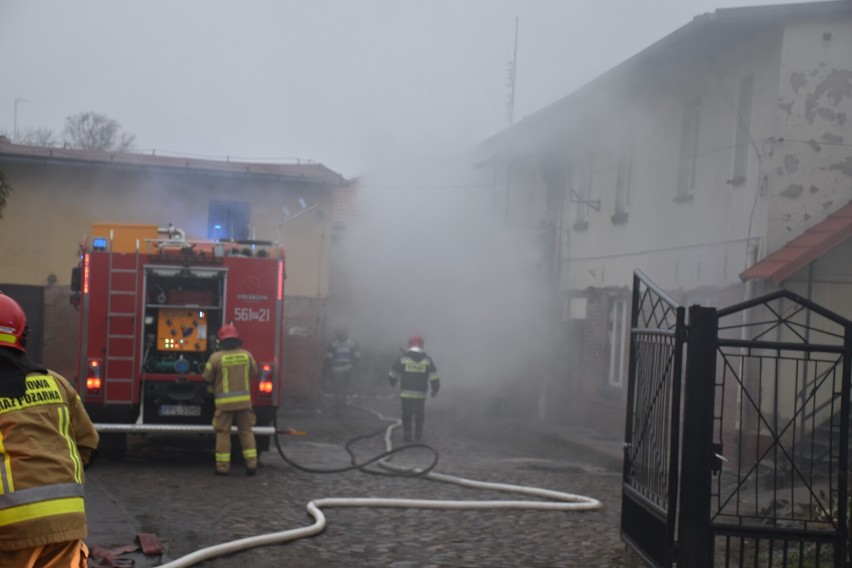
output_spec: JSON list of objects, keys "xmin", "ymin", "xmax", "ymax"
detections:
[{"xmin": 741, "ymin": 202, "xmax": 852, "ymax": 283}]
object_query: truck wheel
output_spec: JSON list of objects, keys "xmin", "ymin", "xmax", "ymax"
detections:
[{"xmin": 100, "ymin": 433, "xmax": 127, "ymax": 460}]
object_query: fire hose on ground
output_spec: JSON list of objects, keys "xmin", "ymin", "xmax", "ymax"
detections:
[{"xmin": 155, "ymin": 406, "xmax": 602, "ymax": 568}]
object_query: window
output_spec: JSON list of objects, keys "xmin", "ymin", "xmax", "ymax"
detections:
[
  {"xmin": 613, "ymin": 135, "xmax": 633, "ymax": 224},
  {"xmin": 676, "ymin": 98, "xmax": 701, "ymax": 201},
  {"xmin": 608, "ymin": 298, "xmax": 627, "ymax": 388},
  {"xmin": 731, "ymin": 74, "xmax": 754, "ymax": 186},
  {"xmin": 208, "ymin": 200, "xmax": 250, "ymax": 240},
  {"xmin": 573, "ymin": 149, "xmax": 595, "ymax": 231}
]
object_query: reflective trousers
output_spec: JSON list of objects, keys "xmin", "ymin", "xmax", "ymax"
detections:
[
  {"xmin": 0, "ymin": 540, "xmax": 88, "ymax": 568},
  {"xmin": 213, "ymin": 408, "xmax": 257, "ymax": 473}
]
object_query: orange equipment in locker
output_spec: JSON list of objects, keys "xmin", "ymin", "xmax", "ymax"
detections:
[{"xmin": 157, "ymin": 309, "xmax": 208, "ymax": 352}]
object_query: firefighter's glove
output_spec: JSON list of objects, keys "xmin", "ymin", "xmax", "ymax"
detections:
[
  {"xmin": 430, "ymin": 390, "xmax": 437, "ymax": 398},
  {"xmin": 388, "ymin": 377, "xmax": 397, "ymax": 387}
]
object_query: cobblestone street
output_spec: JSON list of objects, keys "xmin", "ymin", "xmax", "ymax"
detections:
[{"xmin": 86, "ymin": 396, "xmax": 644, "ymax": 567}]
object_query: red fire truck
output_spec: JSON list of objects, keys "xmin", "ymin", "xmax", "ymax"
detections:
[{"xmin": 70, "ymin": 223, "xmax": 285, "ymax": 457}]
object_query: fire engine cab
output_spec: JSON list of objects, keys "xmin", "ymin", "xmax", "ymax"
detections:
[{"xmin": 70, "ymin": 223, "xmax": 285, "ymax": 457}]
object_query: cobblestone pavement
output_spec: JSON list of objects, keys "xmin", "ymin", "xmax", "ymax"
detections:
[{"xmin": 85, "ymin": 395, "xmax": 645, "ymax": 567}]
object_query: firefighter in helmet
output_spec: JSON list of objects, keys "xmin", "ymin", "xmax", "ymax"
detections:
[
  {"xmin": 203, "ymin": 323, "xmax": 259, "ymax": 476},
  {"xmin": 324, "ymin": 326, "xmax": 360, "ymax": 411},
  {"xmin": 0, "ymin": 291, "xmax": 99, "ymax": 566},
  {"xmin": 388, "ymin": 335, "xmax": 440, "ymax": 443}
]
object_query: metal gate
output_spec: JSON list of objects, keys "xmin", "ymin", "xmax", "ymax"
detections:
[
  {"xmin": 621, "ymin": 270, "xmax": 686, "ymax": 567},
  {"xmin": 622, "ymin": 272, "xmax": 852, "ymax": 567}
]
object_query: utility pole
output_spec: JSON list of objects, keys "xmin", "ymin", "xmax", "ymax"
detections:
[{"xmin": 502, "ymin": 17, "xmax": 520, "ymax": 225}]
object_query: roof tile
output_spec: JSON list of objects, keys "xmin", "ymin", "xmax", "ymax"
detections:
[{"xmin": 741, "ymin": 202, "xmax": 852, "ymax": 283}]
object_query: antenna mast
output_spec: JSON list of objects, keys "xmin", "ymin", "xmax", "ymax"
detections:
[{"xmin": 506, "ymin": 16, "xmax": 519, "ymax": 125}]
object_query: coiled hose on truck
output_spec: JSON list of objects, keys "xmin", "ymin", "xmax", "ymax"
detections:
[{"xmin": 156, "ymin": 405, "xmax": 602, "ymax": 568}]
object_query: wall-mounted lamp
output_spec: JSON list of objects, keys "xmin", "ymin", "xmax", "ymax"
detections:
[
  {"xmin": 277, "ymin": 199, "xmax": 320, "ymax": 243},
  {"xmin": 569, "ymin": 188, "xmax": 601, "ymax": 212}
]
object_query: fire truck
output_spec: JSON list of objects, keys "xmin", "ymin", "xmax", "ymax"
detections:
[{"xmin": 70, "ymin": 223, "xmax": 285, "ymax": 457}]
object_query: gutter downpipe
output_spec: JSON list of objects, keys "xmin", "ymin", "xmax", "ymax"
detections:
[{"xmin": 737, "ymin": 241, "xmax": 760, "ymax": 431}]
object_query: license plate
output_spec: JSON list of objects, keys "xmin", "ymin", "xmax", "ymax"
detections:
[{"xmin": 159, "ymin": 404, "xmax": 202, "ymax": 417}]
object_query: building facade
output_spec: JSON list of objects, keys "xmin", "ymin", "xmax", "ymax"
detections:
[{"xmin": 474, "ymin": 1, "xmax": 852, "ymax": 436}]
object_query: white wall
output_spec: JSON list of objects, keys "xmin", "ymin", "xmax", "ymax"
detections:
[
  {"xmin": 561, "ymin": 30, "xmax": 781, "ymax": 294},
  {"xmin": 768, "ymin": 18, "xmax": 852, "ymax": 253}
]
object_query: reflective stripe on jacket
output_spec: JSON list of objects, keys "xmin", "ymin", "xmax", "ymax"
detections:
[
  {"xmin": 389, "ymin": 351, "xmax": 439, "ymax": 399},
  {"xmin": 0, "ymin": 371, "xmax": 99, "ymax": 551},
  {"xmin": 203, "ymin": 349, "xmax": 258, "ymax": 411},
  {"xmin": 326, "ymin": 339, "xmax": 360, "ymax": 373}
]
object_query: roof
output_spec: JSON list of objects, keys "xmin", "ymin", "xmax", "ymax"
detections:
[
  {"xmin": 740, "ymin": 202, "xmax": 852, "ymax": 283},
  {"xmin": 478, "ymin": 1, "xmax": 852, "ymax": 156},
  {"xmin": 0, "ymin": 141, "xmax": 347, "ymax": 187}
]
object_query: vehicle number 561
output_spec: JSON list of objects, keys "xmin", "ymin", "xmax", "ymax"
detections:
[{"xmin": 233, "ymin": 307, "xmax": 271, "ymax": 322}]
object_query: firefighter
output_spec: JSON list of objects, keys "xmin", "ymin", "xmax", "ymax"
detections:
[
  {"xmin": 203, "ymin": 323, "xmax": 259, "ymax": 476},
  {"xmin": 0, "ymin": 292, "xmax": 99, "ymax": 567},
  {"xmin": 324, "ymin": 326, "xmax": 360, "ymax": 410},
  {"xmin": 388, "ymin": 335, "xmax": 440, "ymax": 443}
]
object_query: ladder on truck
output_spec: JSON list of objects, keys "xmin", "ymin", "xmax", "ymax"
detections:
[{"xmin": 103, "ymin": 235, "xmax": 140, "ymax": 406}]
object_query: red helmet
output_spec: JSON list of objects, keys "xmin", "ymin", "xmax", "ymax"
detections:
[
  {"xmin": 217, "ymin": 323, "xmax": 239, "ymax": 341},
  {"xmin": 0, "ymin": 292, "xmax": 28, "ymax": 353},
  {"xmin": 407, "ymin": 335, "xmax": 424, "ymax": 351}
]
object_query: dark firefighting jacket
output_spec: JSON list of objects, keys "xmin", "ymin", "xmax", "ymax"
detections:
[
  {"xmin": 325, "ymin": 338, "xmax": 360, "ymax": 373},
  {"xmin": 0, "ymin": 369, "xmax": 99, "ymax": 551},
  {"xmin": 388, "ymin": 350, "xmax": 439, "ymax": 399},
  {"xmin": 203, "ymin": 348, "xmax": 258, "ymax": 411}
]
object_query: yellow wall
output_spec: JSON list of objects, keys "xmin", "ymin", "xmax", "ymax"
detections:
[{"xmin": 0, "ymin": 161, "xmax": 335, "ymax": 298}]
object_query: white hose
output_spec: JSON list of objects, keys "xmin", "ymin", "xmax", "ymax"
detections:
[{"xmin": 157, "ymin": 407, "xmax": 602, "ymax": 568}]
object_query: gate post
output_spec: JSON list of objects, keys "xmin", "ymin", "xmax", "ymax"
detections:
[{"xmin": 678, "ymin": 306, "xmax": 717, "ymax": 568}]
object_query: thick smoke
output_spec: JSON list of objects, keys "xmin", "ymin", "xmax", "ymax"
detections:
[{"xmin": 331, "ymin": 156, "xmax": 554, "ymax": 412}]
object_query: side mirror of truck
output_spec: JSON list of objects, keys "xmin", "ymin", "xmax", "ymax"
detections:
[
  {"xmin": 70, "ymin": 266, "xmax": 81, "ymax": 293},
  {"xmin": 69, "ymin": 267, "xmax": 82, "ymax": 310}
]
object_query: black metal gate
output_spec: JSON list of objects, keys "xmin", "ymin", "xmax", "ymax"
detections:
[
  {"xmin": 622, "ymin": 272, "xmax": 852, "ymax": 567},
  {"xmin": 621, "ymin": 270, "xmax": 686, "ymax": 567}
]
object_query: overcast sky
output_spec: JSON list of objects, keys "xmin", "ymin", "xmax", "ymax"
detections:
[{"xmin": 0, "ymin": 0, "xmax": 817, "ymax": 178}]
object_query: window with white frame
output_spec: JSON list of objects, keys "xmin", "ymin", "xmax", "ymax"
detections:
[
  {"xmin": 676, "ymin": 98, "xmax": 701, "ymax": 201},
  {"xmin": 573, "ymin": 149, "xmax": 594, "ymax": 230},
  {"xmin": 613, "ymin": 134, "xmax": 633, "ymax": 223},
  {"xmin": 608, "ymin": 298, "xmax": 628, "ymax": 388},
  {"xmin": 731, "ymin": 74, "xmax": 754, "ymax": 186}
]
